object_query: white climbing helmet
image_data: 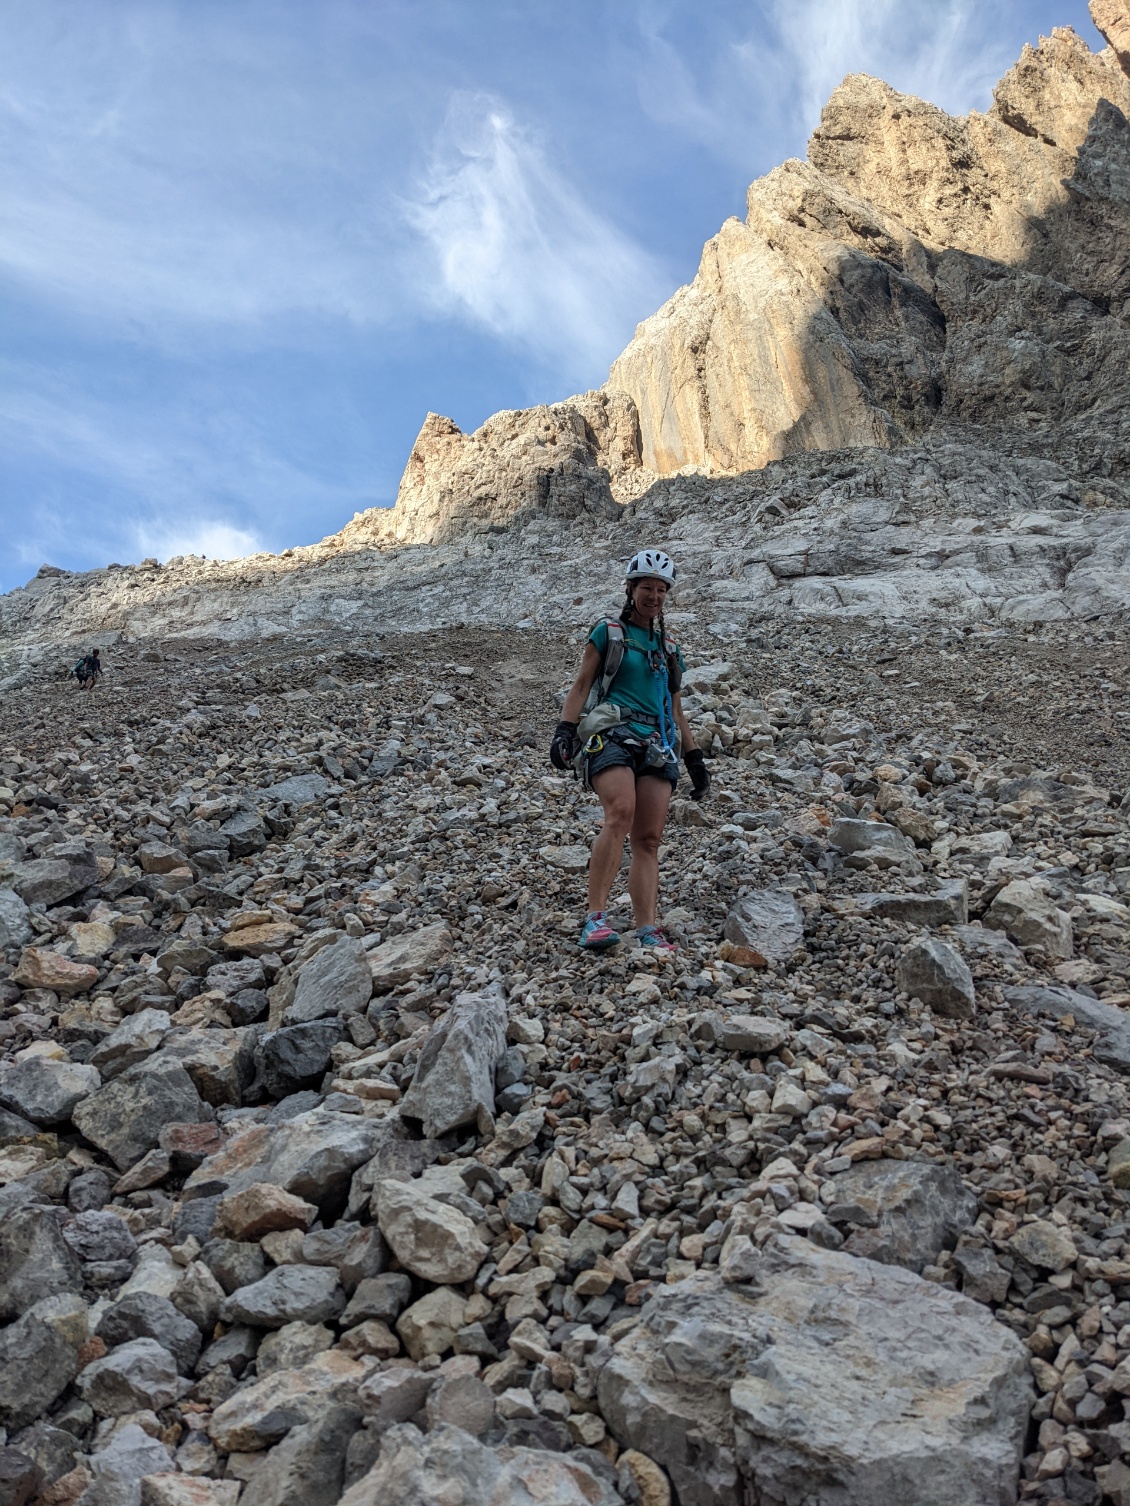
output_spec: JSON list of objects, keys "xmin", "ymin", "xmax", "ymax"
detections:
[{"xmin": 625, "ymin": 548, "xmax": 677, "ymax": 587}]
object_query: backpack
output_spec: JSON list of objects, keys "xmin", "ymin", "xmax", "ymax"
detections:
[
  {"xmin": 71, "ymin": 658, "xmax": 87, "ymax": 680},
  {"xmin": 582, "ymin": 619, "xmax": 682, "ymax": 715}
]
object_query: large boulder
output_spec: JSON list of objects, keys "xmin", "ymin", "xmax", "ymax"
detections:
[
  {"xmin": 895, "ymin": 938, "xmax": 976, "ymax": 1019},
  {"xmin": 368, "ymin": 924, "xmax": 453, "ymax": 993},
  {"xmin": 827, "ymin": 1159, "xmax": 978, "ymax": 1271},
  {"xmin": 986, "ymin": 879, "xmax": 1073, "ymax": 959},
  {"xmin": 337, "ymin": 1422, "xmax": 622, "ymax": 1506},
  {"xmin": 723, "ymin": 887, "xmax": 804, "ymax": 964},
  {"xmin": 257, "ymin": 1020, "xmax": 348, "ymax": 1099},
  {"xmin": 184, "ymin": 1109, "xmax": 390, "ymax": 1217},
  {"xmin": 853, "ymin": 879, "xmax": 968, "ymax": 927},
  {"xmin": 0, "ymin": 1203, "xmax": 82, "ymax": 1320},
  {"xmin": 219, "ymin": 1266, "xmax": 346, "ymax": 1329},
  {"xmin": 73, "ymin": 1056, "xmax": 212, "ymax": 1170},
  {"xmin": 285, "ymin": 936, "xmax": 373, "ymax": 1026},
  {"xmin": 374, "ymin": 1181, "xmax": 488, "ymax": 1285},
  {"xmin": 399, "ymin": 982, "xmax": 508, "ymax": 1138},
  {"xmin": 828, "ymin": 818, "xmax": 916, "ymax": 869},
  {"xmin": 0, "ymin": 889, "xmax": 32, "ymax": 949},
  {"xmin": 0, "ymin": 1057, "xmax": 100, "ymax": 1125},
  {"xmin": 598, "ymin": 1240, "xmax": 1032, "ymax": 1506},
  {"xmin": 0, "ymin": 1293, "xmax": 87, "ymax": 1428}
]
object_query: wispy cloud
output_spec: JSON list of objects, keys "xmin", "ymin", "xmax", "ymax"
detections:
[
  {"xmin": 132, "ymin": 519, "xmax": 263, "ymax": 562},
  {"xmin": 762, "ymin": 0, "xmax": 1015, "ymax": 133},
  {"xmin": 634, "ymin": 0, "xmax": 1022, "ymax": 170},
  {"xmin": 402, "ymin": 93, "xmax": 670, "ymax": 388}
]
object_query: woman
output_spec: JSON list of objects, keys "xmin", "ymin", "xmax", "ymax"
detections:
[{"xmin": 550, "ymin": 549, "xmax": 710, "ymax": 952}]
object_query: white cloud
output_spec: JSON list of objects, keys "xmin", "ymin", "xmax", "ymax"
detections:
[
  {"xmin": 132, "ymin": 519, "xmax": 263, "ymax": 562},
  {"xmin": 402, "ymin": 93, "xmax": 670, "ymax": 387}
]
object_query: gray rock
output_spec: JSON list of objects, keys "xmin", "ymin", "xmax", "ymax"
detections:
[
  {"xmin": 96, "ymin": 1292, "xmax": 202, "ymax": 1374},
  {"xmin": 77, "ymin": 1336, "xmax": 179, "ymax": 1416},
  {"xmin": 895, "ymin": 937, "xmax": 976, "ymax": 1019},
  {"xmin": 80, "ymin": 1422, "xmax": 172, "ymax": 1506},
  {"xmin": 0, "ymin": 1204, "xmax": 82, "ymax": 1320},
  {"xmin": 1006, "ymin": 983, "xmax": 1130, "ymax": 1072},
  {"xmin": 598, "ymin": 1242, "xmax": 1032, "ymax": 1506},
  {"xmin": 0, "ymin": 1107, "xmax": 38, "ymax": 1148},
  {"xmin": 219, "ymin": 1265, "xmax": 346, "ymax": 1328},
  {"xmin": 239, "ymin": 1403, "xmax": 360, "ymax": 1506},
  {"xmin": 200, "ymin": 1238, "xmax": 268, "ymax": 1295},
  {"xmin": 6, "ymin": 1424, "xmax": 77, "ymax": 1491},
  {"xmin": 73, "ymin": 1055, "xmax": 211, "ymax": 1170},
  {"xmin": 258, "ymin": 1020, "xmax": 348, "ymax": 1099},
  {"xmin": 829, "ymin": 1160, "xmax": 978, "ymax": 1271},
  {"xmin": 171, "ymin": 1259, "xmax": 226, "ymax": 1332},
  {"xmin": 722, "ymin": 887, "xmax": 804, "ymax": 963},
  {"xmin": 953, "ymin": 1246, "xmax": 1011, "ymax": 1304},
  {"xmin": 854, "ymin": 879, "xmax": 969, "ymax": 927},
  {"xmin": 63, "ymin": 1209, "xmax": 137, "ymax": 1264},
  {"xmin": 954, "ymin": 925, "xmax": 1024, "ymax": 965},
  {"xmin": 336, "ymin": 1422, "xmax": 622, "ymax": 1506},
  {"xmin": 424, "ymin": 1375, "xmax": 495, "ymax": 1437},
  {"xmin": 255, "ymin": 1321, "xmax": 335, "ymax": 1377},
  {"xmin": 285, "ymin": 936, "xmax": 373, "ymax": 1026},
  {"xmin": 829, "ymin": 817, "xmax": 916, "ymax": 868},
  {"xmin": 0, "ymin": 1446, "xmax": 42, "ymax": 1506},
  {"xmin": 337, "ymin": 1226, "xmax": 391, "ymax": 1293},
  {"xmin": 0, "ymin": 1057, "xmax": 100, "ymax": 1125},
  {"xmin": 367, "ymin": 923, "xmax": 453, "ymax": 993},
  {"xmin": 227, "ymin": 987, "xmax": 270, "ymax": 1025},
  {"xmin": 260, "ymin": 772, "xmax": 330, "ymax": 807},
  {"xmin": 9, "ymin": 852, "xmax": 98, "ymax": 907},
  {"xmin": 184, "ymin": 1108, "xmax": 390, "ymax": 1215},
  {"xmin": 718, "ymin": 1015, "xmax": 788, "ymax": 1054},
  {"xmin": 375, "ymin": 1180, "xmax": 488, "ymax": 1285},
  {"xmin": 399, "ymin": 981, "xmax": 508, "ymax": 1138},
  {"xmin": 0, "ymin": 1296, "xmax": 86, "ymax": 1429},
  {"xmin": 986, "ymin": 878, "xmax": 1073, "ymax": 959},
  {"xmin": 89, "ymin": 1009, "xmax": 173, "ymax": 1079},
  {"xmin": 0, "ymin": 889, "xmax": 32, "ymax": 950},
  {"xmin": 206, "ymin": 957, "xmax": 267, "ymax": 997},
  {"xmin": 220, "ymin": 809, "xmax": 268, "ymax": 857},
  {"xmin": 341, "ymin": 1273, "xmax": 412, "ymax": 1327},
  {"xmin": 67, "ymin": 1168, "xmax": 112, "ymax": 1212},
  {"xmin": 198, "ymin": 1324, "xmax": 259, "ymax": 1378},
  {"xmin": 160, "ymin": 1029, "xmax": 249, "ymax": 1107}
]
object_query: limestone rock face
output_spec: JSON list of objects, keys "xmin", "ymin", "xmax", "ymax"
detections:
[{"xmin": 337, "ymin": 390, "xmax": 636, "ymax": 548}]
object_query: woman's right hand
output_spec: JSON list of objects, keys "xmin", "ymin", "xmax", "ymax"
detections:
[{"xmin": 550, "ymin": 720, "xmax": 580, "ymax": 770}]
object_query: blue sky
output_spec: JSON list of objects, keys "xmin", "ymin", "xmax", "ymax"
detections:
[{"xmin": 0, "ymin": 0, "xmax": 1101, "ymax": 591}]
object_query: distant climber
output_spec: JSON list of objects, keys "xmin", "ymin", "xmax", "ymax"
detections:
[
  {"xmin": 72, "ymin": 648, "xmax": 102, "ymax": 691},
  {"xmin": 550, "ymin": 548, "xmax": 710, "ymax": 953}
]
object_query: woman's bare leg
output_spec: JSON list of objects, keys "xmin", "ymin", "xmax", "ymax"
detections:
[
  {"xmin": 627, "ymin": 775, "xmax": 672, "ymax": 928},
  {"xmin": 587, "ymin": 767, "xmax": 636, "ymax": 914}
]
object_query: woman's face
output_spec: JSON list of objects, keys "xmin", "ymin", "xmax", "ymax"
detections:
[{"xmin": 632, "ymin": 577, "xmax": 669, "ymax": 618}]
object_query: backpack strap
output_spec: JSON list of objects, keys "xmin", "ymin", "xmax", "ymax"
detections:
[
  {"xmin": 598, "ymin": 620, "xmax": 626, "ymax": 701},
  {"xmin": 662, "ymin": 630, "xmax": 683, "ymax": 693}
]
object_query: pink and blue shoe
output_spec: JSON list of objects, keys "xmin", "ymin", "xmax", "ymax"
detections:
[
  {"xmin": 636, "ymin": 924, "xmax": 677, "ymax": 954},
  {"xmin": 579, "ymin": 911, "xmax": 620, "ymax": 950}
]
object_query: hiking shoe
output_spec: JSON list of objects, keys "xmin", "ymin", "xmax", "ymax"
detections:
[
  {"xmin": 636, "ymin": 924, "xmax": 677, "ymax": 954},
  {"xmin": 579, "ymin": 912, "xmax": 620, "ymax": 950}
]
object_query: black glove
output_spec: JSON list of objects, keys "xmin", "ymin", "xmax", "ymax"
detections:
[
  {"xmin": 685, "ymin": 747, "xmax": 711, "ymax": 801},
  {"xmin": 550, "ymin": 720, "xmax": 580, "ymax": 771}
]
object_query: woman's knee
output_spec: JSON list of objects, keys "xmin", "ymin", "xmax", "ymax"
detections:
[
  {"xmin": 631, "ymin": 828, "xmax": 662, "ymax": 858},
  {"xmin": 601, "ymin": 798, "xmax": 635, "ymax": 834}
]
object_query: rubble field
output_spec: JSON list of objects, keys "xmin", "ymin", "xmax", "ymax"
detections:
[{"xmin": 0, "ymin": 617, "xmax": 1127, "ymax": 1506}]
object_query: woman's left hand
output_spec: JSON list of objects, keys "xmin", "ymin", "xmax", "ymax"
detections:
[{"xmin": 685, "ymin": 748, "xmax": 711, "ymax": 800}]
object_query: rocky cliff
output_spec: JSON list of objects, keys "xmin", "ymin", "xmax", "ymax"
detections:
[{"xmin": 2, "ymin": 1, "xmax": 1130, "ymax": 678}]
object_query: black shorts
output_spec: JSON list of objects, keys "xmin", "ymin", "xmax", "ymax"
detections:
[{"xmin": 586, "ymin": 728, "xmax": 679, "ymax": 786}]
